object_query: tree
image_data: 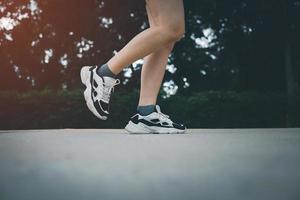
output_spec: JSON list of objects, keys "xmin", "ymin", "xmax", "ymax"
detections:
[{"xmin": 0, "ymin": 0, "xmax": 299, "ymax": 102}]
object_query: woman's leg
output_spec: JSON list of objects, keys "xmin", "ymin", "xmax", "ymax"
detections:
[
  {"xmin": 107, "ymin": 0, "xmax": 185, "ymax": 75},
  {"xmin": 125, "ymin": 1, "xmax": 187, "ymax": 133},
  {"xmin": 138, "ymin": 2, "xmax": 179, "ymax": 106},
  {"xmin": 81, "ymin": 0, "xmax": 185, "ymax": 121},
  {"xmin": 138, "ymin": 44, "xmax": 174, "ymax": 106}
]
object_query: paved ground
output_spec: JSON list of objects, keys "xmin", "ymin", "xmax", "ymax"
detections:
[{"xmin": 0, "ymin": 129, "xmax": 299, "ymax": 200}]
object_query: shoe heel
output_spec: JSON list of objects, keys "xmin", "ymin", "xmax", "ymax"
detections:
[
  {"xmin": 125, "ymin": 121, "xmax": 150, "ymax": 134},
  {"xmin": 83, "ymin": 86, "xmax": 107, "ymax": 121},
  {"xmin": 80, "ymin": 66, "xmax": 91, "ymax": 85}
]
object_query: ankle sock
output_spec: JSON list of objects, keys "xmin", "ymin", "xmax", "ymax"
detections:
[
  {"xmin": 97, "ymin": 63, "xmax": 116, "ymax": 78},
  {"xmin": 137, "ymin": 105, "xmax": 155, "ymax": 116}
]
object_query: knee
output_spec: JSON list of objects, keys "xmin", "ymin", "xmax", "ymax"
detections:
[
  {"xmin": 164, "ymin": 42, "xmax": 175, "ymax": 52},
  {"xmin": 163, "ymin": 23, "xmax": 185, "ymax": 42}
]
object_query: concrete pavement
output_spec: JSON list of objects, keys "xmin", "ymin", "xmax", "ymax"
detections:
[{"xmin": 0, "ymin": 128, "xmax": 300, "ymax": 200}]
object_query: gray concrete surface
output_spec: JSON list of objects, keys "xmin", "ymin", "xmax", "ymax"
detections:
[{"xmin": 0, "ymin": 128, "xmax": 299, "ymax": 200}]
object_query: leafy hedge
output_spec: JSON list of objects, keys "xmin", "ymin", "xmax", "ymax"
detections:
[{"xmin": 0, "ymin": 90, "xmax": 299, "ymax": 129}]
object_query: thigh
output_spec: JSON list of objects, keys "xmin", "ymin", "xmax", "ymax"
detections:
[
  {"xmin": 146, "ymin": 2, "xmax": 157, "ymax": 27},
  {"xmin": 145, "ymin": 0, "xmax": 185, "ymax": 28},
  {"xmin": 145, "ymin": 4, "xmax": 175, "ymax": 55}
]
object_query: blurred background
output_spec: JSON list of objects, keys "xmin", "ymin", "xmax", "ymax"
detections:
[{"xmin": 0, "ymin": 0, "xmax": 299, "ymax": 129}]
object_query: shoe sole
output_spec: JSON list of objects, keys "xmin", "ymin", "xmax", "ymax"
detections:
[
  {"xmin": 125, "ymin": 121, "xmax": 186, "ymax": 134},
  {"xmin": 80, "ymin": 66, "xmax": 107, "ymax": 120}
]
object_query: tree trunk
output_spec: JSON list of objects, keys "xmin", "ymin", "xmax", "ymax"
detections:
[
  {"xmin": 282, "ymin": 0, "xmax": 297, "ymax": 127},
  {"xmin": 285, "ymin": 39, "xmax": 296, "ymax": 127}
]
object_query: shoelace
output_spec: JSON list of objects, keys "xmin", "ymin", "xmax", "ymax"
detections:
[
  {"xmin": 102, "ymin": 79, "xmax": 120, "ymax": 102},
  {"xmin": 156, "ymin": 107, "xmax": 172, "ymax": 124}
]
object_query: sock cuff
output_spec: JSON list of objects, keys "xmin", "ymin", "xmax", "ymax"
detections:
[
  {"xmin": 97, "ymin": 63, "xmax": 116, "ymax": 78},
  {"xmin": 137, "ymin": 105, "xmax": 155, "ymax": 116}
]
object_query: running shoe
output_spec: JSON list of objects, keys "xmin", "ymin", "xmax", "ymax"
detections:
[
  {"xmin": 80, "ymin": 66, "xmax": 120, "ymax": 120},
  {"xmin": 125, "ymin": 105, "xmax": 186, "ymax": 134}
]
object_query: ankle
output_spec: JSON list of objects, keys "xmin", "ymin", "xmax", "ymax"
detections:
[
  {"xmin": 137, "ymin": 105, "xmax": 155, "ymax": 116},
  {"xmin": 97, "ymin": 63, "xmax": 117, "ymax": 78}
]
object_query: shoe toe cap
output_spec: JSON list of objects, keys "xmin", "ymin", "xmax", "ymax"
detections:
[{"xmin": 172, "ymin": 123, "xmax": 186, "ymax": 130}]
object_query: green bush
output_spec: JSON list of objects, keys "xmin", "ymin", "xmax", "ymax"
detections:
[{"xmin": 0, "ymin": 90, "xmax": 299, "ymax": 129}]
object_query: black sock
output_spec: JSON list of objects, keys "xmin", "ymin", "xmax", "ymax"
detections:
[
  {"xmin": 96, "ymin": 63, "xmax": 116, "ymax": 78},
  {"xmin": 137, "ymin": 105, "xmax": 155, "ymax": 116}
]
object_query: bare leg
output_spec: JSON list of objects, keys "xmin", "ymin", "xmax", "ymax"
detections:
[
  {"xmin": 138, "ymin": 3, "xmax": 177, "ymax": 106},
  {"xmin": 138, "ymin": 44, "xmax": 174, "ymax": 106},
  {"xmin": 107, "ymin": 0, "xmax": 185, "ymax": 75}
]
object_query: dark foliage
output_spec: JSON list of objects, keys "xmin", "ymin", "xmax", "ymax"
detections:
[
  {"xmin": 0, "ymin": 90, "xmax": 299, "ymax": 129},
  {"xmin": 0, "ymin": 0, "xmax": 299, "ymax": 128}
]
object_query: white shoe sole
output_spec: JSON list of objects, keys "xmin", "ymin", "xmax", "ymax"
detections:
[
  {"xmin": 125, "ymin": 121, "xmax": 186, "ymax": 134},
  {"xmin": 80, "ymin": 66, "xmax": 107, "ymax": 120}
]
